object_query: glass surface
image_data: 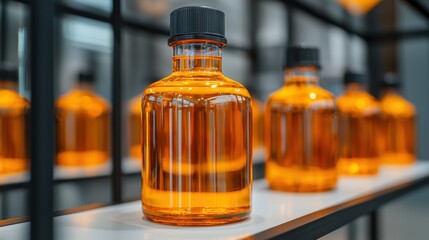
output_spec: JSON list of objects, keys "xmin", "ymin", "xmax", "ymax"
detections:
[
  {"xmin": 141, "ymin": 40, "xmax": 252, "ymax": 225},
  {"xmin": 265, "ymin": 67, "xmax": 338, "ymax": 192},
  {"xmin": 337, "ymin": 83, "xmax": 380, "ymax": 175}
]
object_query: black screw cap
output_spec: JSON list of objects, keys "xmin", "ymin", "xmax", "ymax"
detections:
[
  {"xmin": 344, "ymin": 71, "xmax": 366, "ymax": 85},
  {"xmin": 284, "ymin": 45, "xmax": 320, "ymax": 69},
  {"xmin": 78, "ymin": 71, "xmax": 95, "ymax": 83},
  {"xmin": 168, "ymin": 6, "xmax": 227, "ymax": 45}
]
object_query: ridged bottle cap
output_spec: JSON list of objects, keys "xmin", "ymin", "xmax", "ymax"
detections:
[
  {"xmin": 0, "ymin": 63, "xmax": 18, "ymax": 82},
  {"xmin": 168, "ymin": 6, "xmax": 227, "ymax": 45},
  {"xmin": 344, "ymin": 71, "xmax": 365, "ymax": 84},
  {"xmin": 284, "ymin": 45, "xmax": 320, "ymax": 69},
  {"xmin": 382, "ymin": 72, "xmax": 400, "ymax": 88}
]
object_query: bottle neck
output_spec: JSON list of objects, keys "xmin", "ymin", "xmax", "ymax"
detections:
[
  {"xmin": 284, "ymin": 66, "xmax": 319, "ymax": 86},
  {"xmin": 172, "ymin": 40, "xmax": 223, "ymax": 72},
  {"xmin": 75, "ymin": 81, "xmax": 94, "ymax": 91},
  {"xmin": 381, "ymin": 87, "xmax": 399, "ymax": 97},
  {"xmin": 345, "ymin": 82, "xmax": 365, "ymax": 92},
  {"xmin": 0, "ymin": 80, "xmax": 18, "ymax": 90}
]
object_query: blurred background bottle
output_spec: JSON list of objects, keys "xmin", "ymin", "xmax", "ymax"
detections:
[
  {"xmin": 380, "ymin": 73, "xmax": 416, "ymax": 165},
  {"xmin": 252, "ymin": 98, "xmax": 264, "ymax": 158},
  {"xmin": 0, "ymin": 65, "xmax": 29, "ymax": 174},
  {"xmin": 337, "ymin": 72, "xmax": 380, "ymax": 175},
  {"xmin": 265, "ymin": 45, "xmax": 338, "ymax": 192},
  {"xmin": 128, "ymin": 94, "xmax": 141, "ymax": 160},
  {"xmin": 56, "ymin": 72, "xmax": 111, "ymax": 167}
]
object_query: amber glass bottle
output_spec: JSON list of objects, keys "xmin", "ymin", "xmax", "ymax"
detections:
[
  {"xmin": 380, "ymin": 73, "xmax": 416, "ymax": 164},
  {"xmin": 0, "ymin": 67, "xmax": 29, "ymax": 174},
  {"xmin": 141, "ymin": 6, "xmax": 252, "ymax": 226},
  {"xmin": 337, "ymin": 72, "xmax": 380, "ymax": 175},
  {"xmin": 252, "ymin": 98, "xmax": 264, "ymax": 153},
  {"xmin": 128, "ymin": 95, "xmax": 141, "ymax": 160},
  {"xmin": 56, "ymin": 72, "xmax": 110, "ymax": 166},
  {"xmin": 265, "ymin": 46, "xmax": 338, "ymax": 192}
]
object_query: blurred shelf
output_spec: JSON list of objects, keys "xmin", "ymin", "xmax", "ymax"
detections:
[
  {"xmin": 0, "ymin": 172, "xmax": 29, "ymax": 188},
  {"xmin": 2, "ymin": 161, "xmax": 429, "ymax": 239},
  {"xmin": 54, "ymin": 162, "xmax": 112, "ymax": 180},
  {"xmin": 122, "ymin": 157, "xmax": 141, "ymax": 174},
  {"xmin": 0, "ymin": 155, "xmax": 263, "ymax": 192}
]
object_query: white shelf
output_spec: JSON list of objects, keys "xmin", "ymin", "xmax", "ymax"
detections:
[{"xmin": 2, "ymin": 161, "xmax": 429, "ymax": 240}]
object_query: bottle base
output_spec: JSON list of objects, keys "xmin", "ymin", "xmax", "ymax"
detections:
[
  {"xmin": 268, "ymin": 181, "xmax": 337, "ymax": 193},
  {"xmin": 266, "ymin": 162, "xmax": 338, "ymax": 192},
  {"xmin": 380, "ymin": 152, "xmax": 415, "ymax": 165},
  {"xmin": 338, "ymin": 157, "xmax": 379, "ymax": 175},
  {"xmin": 0, "ymin": 158, "xmax": 27, "ymax": 175},
  {"xmin": 56, "ymin": 151, "xmax": 108, "ymax": 167},
  {"xmin": 142, "ymin": 206, "xmax": 250, "ymax": 226}
]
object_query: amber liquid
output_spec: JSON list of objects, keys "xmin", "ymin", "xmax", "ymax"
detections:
[
  {"xmin": 142, "ymin": 54, "xmax": 252, "ymax": 226},
  {"xmin": 252, "ymin": 99, "xmax": 264, "ymax": 151},
  {"xmin": 337, "ymin": 87, "xmax": 380, "ymax": 175},
  {"xmin": 265, "ymin": 74, "xmax": 338, "ymax": 192},
  {"xmin": 56, "ymin": 87, "xmax": 110, "ymax": 166},
  {"xmin": 129, "ymin": 96, "xmax": 141, "ymax": 160},
  {"xmin": 380, "ymin": 92, "xmax": 416, "ymax": 164},
  {"xmin": 0, "ymin": 86, "xmax": 29, "ymax": 174}
]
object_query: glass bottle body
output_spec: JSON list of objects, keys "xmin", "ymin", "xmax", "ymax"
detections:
[
  {"xmin": 0, "ymin": 82, "xmax": 29, "ymax": 174},
  {"xmin": 380, "ymin": 90, "xmax": 415, "ymax": 164},
  {"xmin": 129, "ymin": 96, "xmax": 141, "ymax": 160},
  {"xmin": 141, "ymin": 41, "xmax": 252, "ymax": 226},
  {"xmin": 337, "ymin": 83, "xmax": 380, "ymax": 175},
  {"xmin": 265, "ymin": 67, "xmax": 338, "ymax": 192},
  {"xmin": 56, "ymin": 84, "xmax": 111, "ymax": 166}
]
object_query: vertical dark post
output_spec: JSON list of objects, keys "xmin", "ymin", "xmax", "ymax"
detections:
[
  {"xmin": 248, "ymin": 0, "xmax": 259, "ymax": 97},
  {"xmin": 381, "ymin": 0, "xmax": 397, "ymax": 73},
  {"xmin": 369, "ymin": 210, "xmax": 380, "ymax": 240},
  {"xmin": 0, "ymin": 0, "xmax": 8, "ymax": 62},
  {"xmin": 366, "ymin": 6, "xmax": 383, "ymax": 98},
  {"xmin": 111, "ymin": 0, "xmax": 122, "ymax": 203},
  {"xmin": 29, "ymin": 0, "xmax": 54, "ymax": 239}
]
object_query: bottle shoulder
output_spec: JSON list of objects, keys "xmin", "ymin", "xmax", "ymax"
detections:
[
  {"xmin": 56, "ymin": 89, "xmax": 111, "ymax": 112},
  {"xmin": 380, "ymin": 94, "xmax": 415, "ymax": 116},
  {"xmin": 0, "ymin": 89, "xmax": 29, "ymax": 110},
  {"xmin": 144, "ymin": 72, "xmax": 251, "ymax": 99},
  {"xmin": 267, "ymin": 84, "xmax": 335, "ymax": 109},
  {"xmin": 337, "ymin": 91, "xmax": 379, "ymax": 114}
]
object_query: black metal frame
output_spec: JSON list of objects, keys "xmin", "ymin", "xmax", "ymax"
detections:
[{"xmin": 0, "ymin": 0, "xmax": 429, "ymax": 240}]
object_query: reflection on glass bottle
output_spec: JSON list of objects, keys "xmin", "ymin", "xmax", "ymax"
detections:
[
  {"xmin": 0, "ymin": 66, "xmax": 29, "ymax": 174},
  {"xmin": 252, "ymin": 98, "xmax": 264, "ymax": 153},
  {"xmin": 128, "ymin": 95, "xmax": 141, "ymax": 160},
  {"xmin": 380, "ymin": 73, "xmax": 416, "ymax": 164},
  {"xmin": 141, "ymin": 7, "xmax": 252, "ymax": 226},
  {"xmin": 337, "ymin": 72, "xmax": 380, "ymax": 175},
  {"xmin": 265, "ymin": 45, "xmax": 338, "ymax": 192},
  {"xmin": 56, "ymin": 72, "xmax": 110, "ymax": 167}
]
